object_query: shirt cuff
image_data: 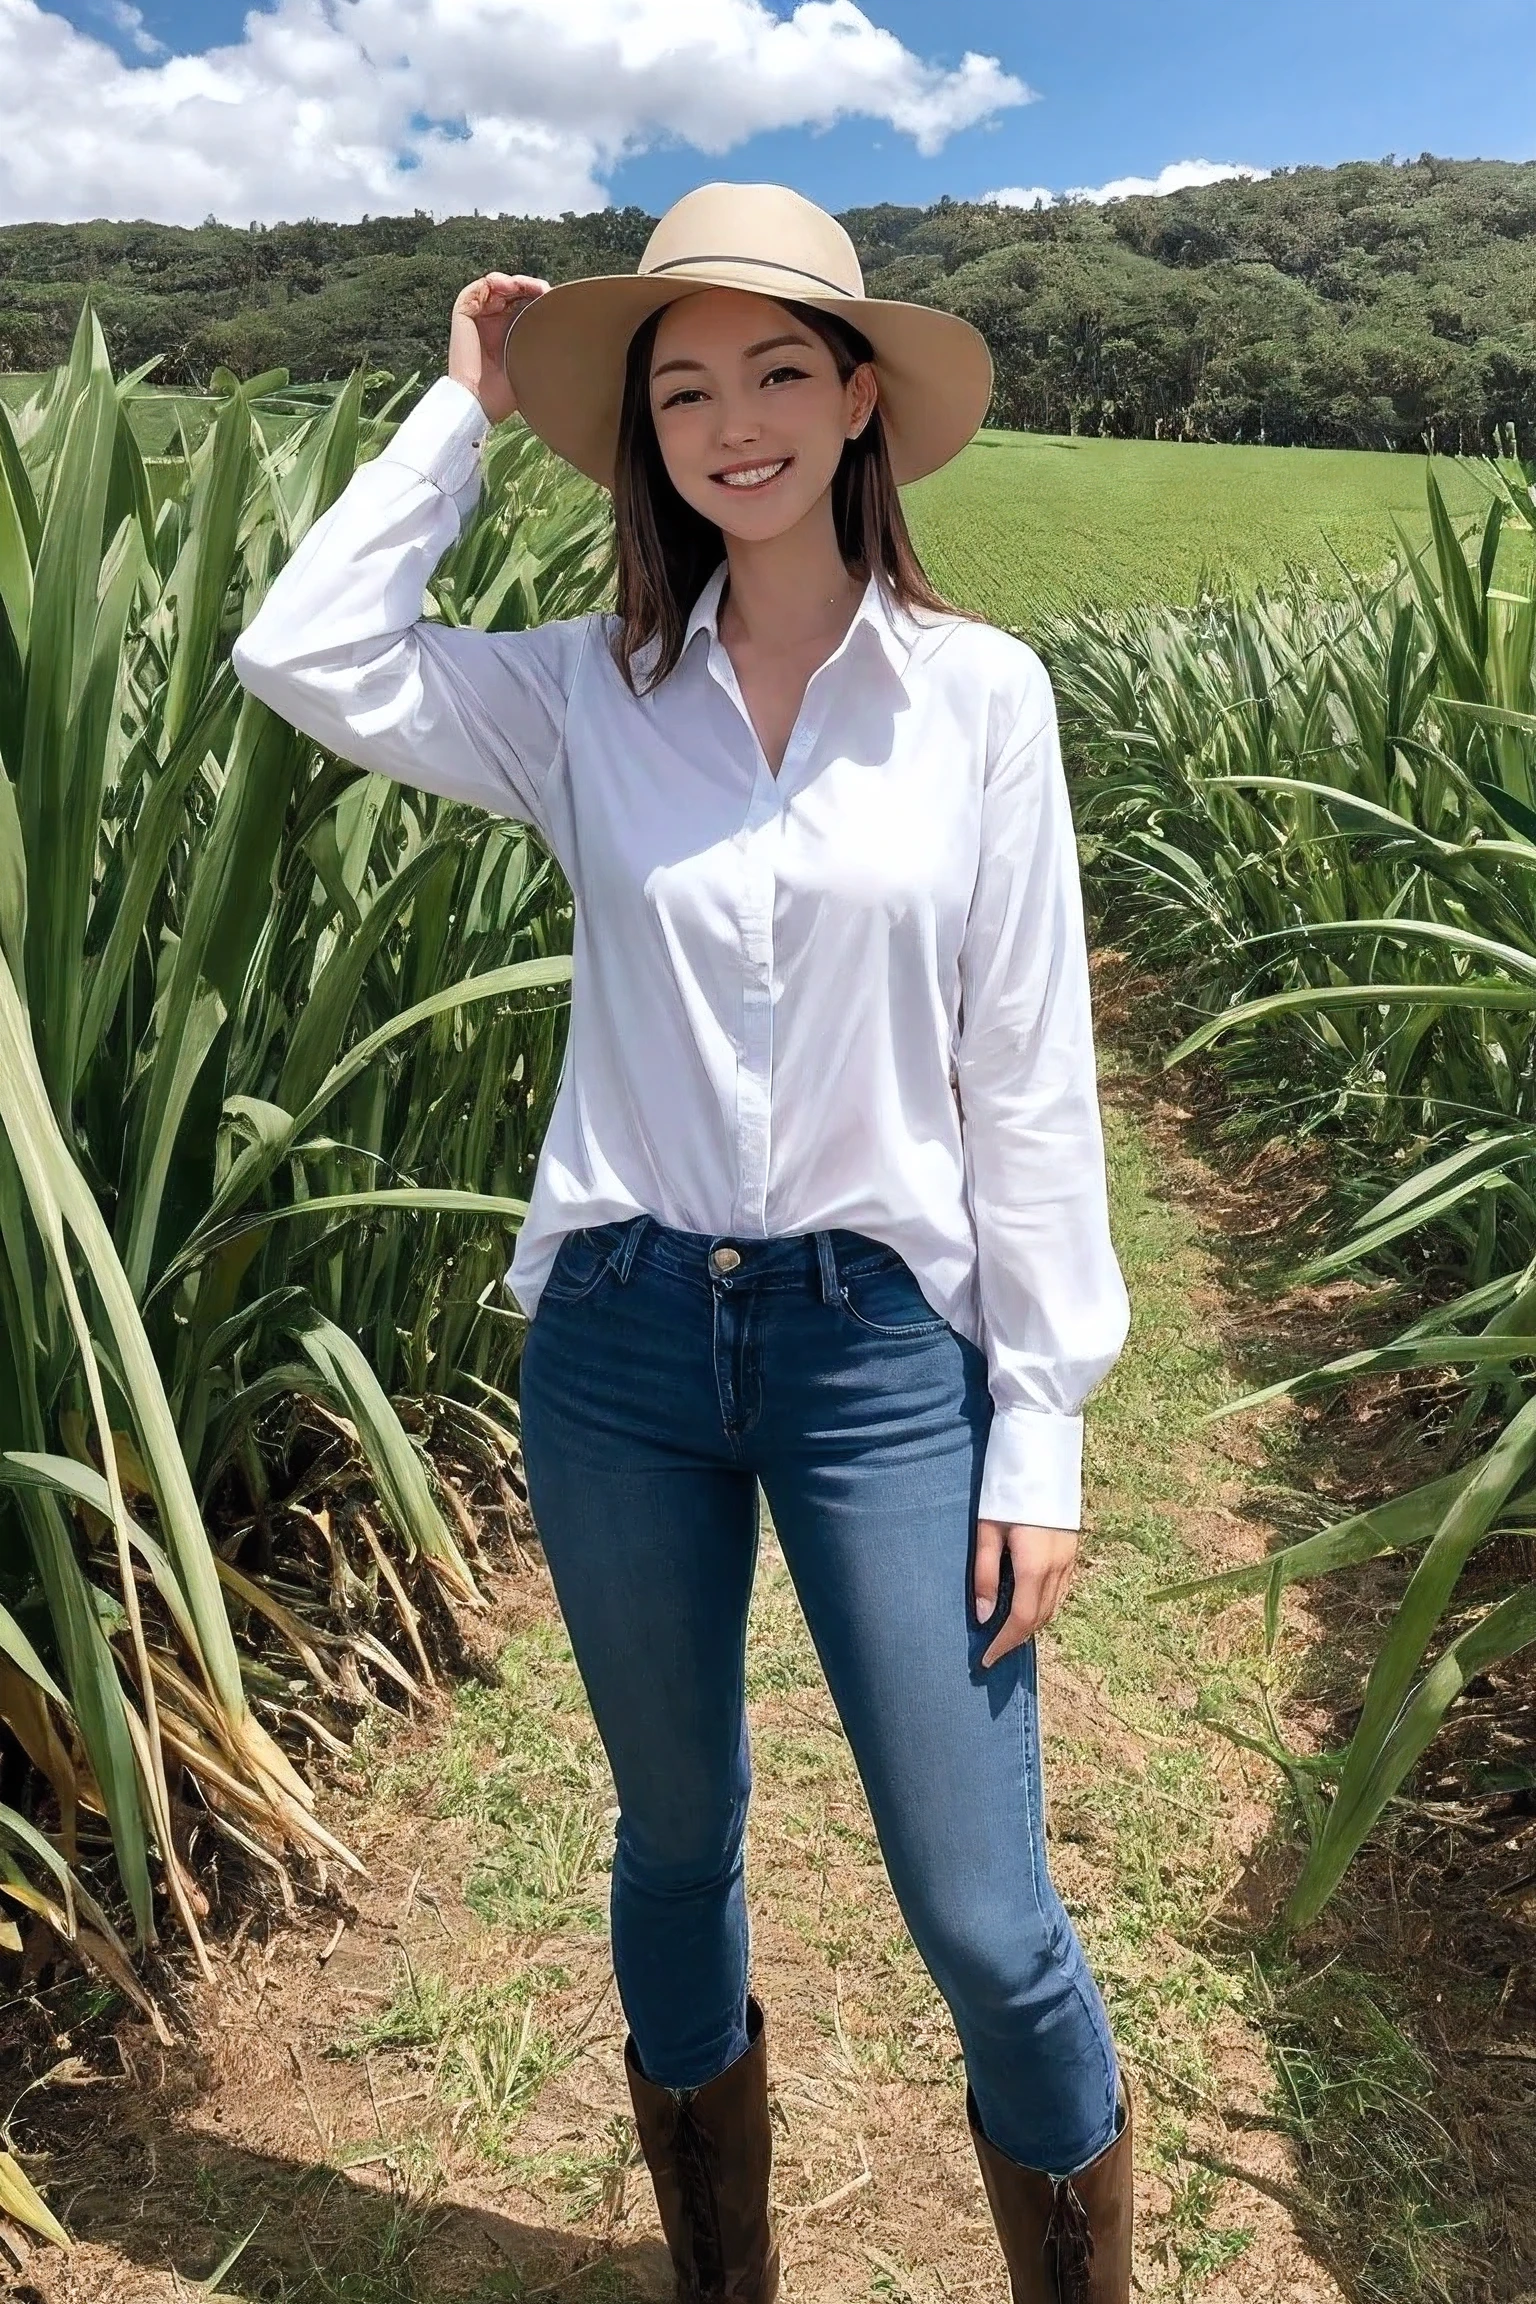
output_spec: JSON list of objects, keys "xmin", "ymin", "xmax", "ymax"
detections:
[
  {"xmin": 380, "ymin": 374, "xmax": 490, "ymax": 499},
  {"xmin": 977, "ymin": 1408, "xmax": 1084, "ymax": 1531}
]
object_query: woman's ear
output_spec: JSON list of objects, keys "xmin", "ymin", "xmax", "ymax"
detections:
[{"xmin": 847, "ymin": 360, "xmax": 879, "ymax": 440}]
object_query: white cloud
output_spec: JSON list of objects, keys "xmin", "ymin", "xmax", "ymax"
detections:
[
  {"xmin": 0, "ymin": 0, "xmax": 1033, "ymax": 226},
  {"xmin": 984, "ymin": 158, "xmax": 1269, "ymax": 210},
  {"xmin": 981, "ymin": 184, "xmax": 1054, "ymax": 211},
  {"xmin": 102, "ymin": 0, "xmax": 163, "ymax": 57},
  {"xmin": 1066, "ymin": 159, "xmax": 1269, "ymax": 203}
]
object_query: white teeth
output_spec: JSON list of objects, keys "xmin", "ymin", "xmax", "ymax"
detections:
[{"xmin": 716, "ymin": 460, "xmax": 789, "ymax": 488}]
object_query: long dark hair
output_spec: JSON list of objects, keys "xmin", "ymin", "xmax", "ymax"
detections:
[{"xmin": 610, "ymin": 297, "xmax": 969, "ymax": 694}]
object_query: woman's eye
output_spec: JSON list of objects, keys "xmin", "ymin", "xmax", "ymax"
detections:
[
  {"xmin": 763, "ymin": 365, "xmax": 809, "ymax": 386},
  {"xmin": 658, "ymin": 386, "xmax": 706, "ymax": 408}
]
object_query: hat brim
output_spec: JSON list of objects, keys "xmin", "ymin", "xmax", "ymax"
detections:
[{"xmin": 502, "ymin": 271, "xmax": 993, "ymax": 490}]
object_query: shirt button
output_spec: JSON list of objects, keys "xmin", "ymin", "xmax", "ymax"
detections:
[{"xmin": 710, "ymin": 1244, "xmax": 742, "ymax": 1275}]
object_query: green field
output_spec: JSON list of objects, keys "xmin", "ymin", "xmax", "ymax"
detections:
[
  {"xmin": 0, "ymin": 371, "xmax": 312, "ymax": 458},
  {"xmin": 905, "ymin": 425, "xmax": 1499, "ymax": 631},
  {"xmin": 1, "ymin": 372, "xmax": 1511, "ymax": 630}
]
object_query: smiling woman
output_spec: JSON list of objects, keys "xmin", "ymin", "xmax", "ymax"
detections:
[
  {"xmin": 610, "ymin": 290, "xmax": 956, "ymax": 706},
  {"xmin": 231, "ymin": 180, "xmax": 1136, "ymax": 2303}
]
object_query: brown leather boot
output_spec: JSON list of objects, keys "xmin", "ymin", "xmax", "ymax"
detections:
[
  {"xmin": 624, "ymin": 1996, "xmax": 781, "ymax": 2303},
  {"xmin": 966, "ymin": 2081, "xmax": 1133, "ymax": 2304}
]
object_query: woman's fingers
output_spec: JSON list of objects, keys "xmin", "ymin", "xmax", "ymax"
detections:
[
  {"xmin": 976, "ymin": 1522, "xmax": 1080, "ymax": 1667},
  {"xmin": 973, "ymin": 1517, "xmax": 1006, "ymax": 1623},
  {"xmin": 469, "ymin": 272, "xmax": 549, "ymax": 311},
  {"xmin": 980, "ymin": 1575, "xmax": 1044, "ymax": 1668},
  {"xmin": 1038, "ymin": 1556, "xmax": 1075, "ymax": 1631},
  {"xmin": 452, "ymin": 274, "xmax": 549, "ymax": 334}
]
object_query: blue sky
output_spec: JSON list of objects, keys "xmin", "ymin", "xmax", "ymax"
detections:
[
  {"xmin": 614, "ymin": 0, "xmax": 1536, "ymax": 212},
  {"xmin": 7, "ymin": 0, "xmax": 1535, "ymax": 228}
]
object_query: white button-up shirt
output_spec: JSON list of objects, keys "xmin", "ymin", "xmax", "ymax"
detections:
[{"xmin": 232, "ymin": 376, "xmax": 1130, "ymax": 1530}]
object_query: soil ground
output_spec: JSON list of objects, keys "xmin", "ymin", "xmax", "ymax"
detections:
[{"xmin": 3, "ymin": 958, "xmax": 1533, "ymax": 2303}]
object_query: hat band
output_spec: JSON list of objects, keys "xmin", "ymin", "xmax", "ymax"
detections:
[{"xmin": 643, "ymin": 250, "xmax": 861, "ymax": 299}]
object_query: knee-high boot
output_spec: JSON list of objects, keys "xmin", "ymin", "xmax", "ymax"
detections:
[
  {"xmin": 966, "ymin": 2080, "xmax": 1133, "ymax": 2304},
  {"xmin": 624, "ymin": 1996, "xmax": 781, "ymax": 2303}
]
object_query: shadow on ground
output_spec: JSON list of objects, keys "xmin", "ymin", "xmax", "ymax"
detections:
[{"xmin": 4, "ymin": 2043, "xmax": 666, "ymax": 2303}]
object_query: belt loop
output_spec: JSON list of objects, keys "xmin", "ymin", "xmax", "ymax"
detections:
[
  {"xmin": 814, "ymin": 1229, "xmax": 841, "ymax": 1307},
  {"xmin": 612, "ymin": 1213, "xmax": 651, "ymax": 1283}
]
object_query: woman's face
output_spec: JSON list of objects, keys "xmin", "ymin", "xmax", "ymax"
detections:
[{"xmin": 647, "ymin": 288, "xmax": 878, "ymax": 542}]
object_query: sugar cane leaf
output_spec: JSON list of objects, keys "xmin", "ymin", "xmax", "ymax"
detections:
[
  {"xmin": 1167, "ymin": 982, "xmax": 1536, "ymax": 1068},
  {"xmin": 291, "ymin": 1311, "xmax": 478, "ymax": 1602},
  {"xmin": 1154, "ymin": 1459, "xmax": 1498, "ymax": 1606},
  {"xmin": 0, "ymin": 953, "xmax": 246, "ymax": 1722},
  {"xmin": 0, "ymin": 1594, "xmax": 67, "ymax": 1708},
  {"xmin": 171, "ymin": 954, "xmax": 569, "ymax": 1254},
  {"xmin": 1286, "ymin": 1578, "xmax": 1536, "ymax": 1931},
  {"xmin": 1247, "ymin": 913, "xmax": 1536, "ymax": 980},
  {"xmin": 0, "ymin": 2147, "xmax": 72, "ymax": 2247},
  {"xmin": 162, "ymin": 388, "xmax": 252, "ymax": 752},
  {"xmin": 0, "ymin": 1455, "xmax": 202, "ymax": 1659},
  {"xmin": 122, "ymin": 697, "xmax": 302, "ymax": 1294},
  {"xmin": 1208, "ymin": 1332, "xmax": 1536, "ymax": 1420},
  {"xmin": 11, "ymin": 1495, "xmax": 152, "ymax": 1939},
  {"xmin": 156, "ymin": 1186, "xmax": 528, "ymax": 1296},
  {"xmin": 1299, "ymin": 1169, "xmax": 1514, "ymax": 1279},
  {"xmin": 1282, "ymin": 1393, "xmax": 1536, "ymax": 1933},
  {"xmin": 276, "ymin": 837, "xmax": 456, "ymax": 1113},
  {"xmin": 0, "ymin": 398, "xmax": 36, "ymax": 659}
]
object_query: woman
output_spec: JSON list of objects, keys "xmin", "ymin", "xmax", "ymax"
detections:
[{"xmin": 233, "ymin": 181, "xmax": 1134, "ymax": 2304}]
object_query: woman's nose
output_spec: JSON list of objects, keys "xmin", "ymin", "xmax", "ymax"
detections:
[{"xmin": 717, "ymin": 404, "xmax": 761, "ymax": 448}]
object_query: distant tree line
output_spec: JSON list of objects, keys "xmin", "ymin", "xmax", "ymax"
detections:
[{"xmin": 3, "ymin": 155, "xmax": 1534, "ymax": 453}]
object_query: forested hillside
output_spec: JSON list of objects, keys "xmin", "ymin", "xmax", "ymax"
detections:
[{"xmin": 3, "ymin": 154, "xmax": 1533, "ymax": 451}]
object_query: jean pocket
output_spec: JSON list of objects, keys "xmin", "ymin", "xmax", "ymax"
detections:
[
  {"xmin": 540, "ymin": 1224, "xmax": 622, "ymax": 1306},
  {"xmin": 838, "ymin": 1250, "xmax": 950, "ymax": 1339}
]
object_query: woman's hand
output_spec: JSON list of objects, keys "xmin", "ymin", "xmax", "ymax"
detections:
[
  {"xmin": 974, "ymin": 1520, "xmax": 1079, "ymax": 1667},
  {"xmin": 449, "ymin": 272, "xmax": 551, "ymax": 427}
]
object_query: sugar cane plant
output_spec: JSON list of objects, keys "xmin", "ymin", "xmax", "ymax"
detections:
[
  {"xmin": 0, "ymin": 306, "xmax": 612, "ymax": 2059},
  {"xmin": 1050, "ymin": 459, "xmax": 1536, "ymax": 1927}
]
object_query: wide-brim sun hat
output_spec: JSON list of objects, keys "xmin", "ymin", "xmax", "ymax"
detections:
[{"xmin": 502, "ymin": 181, "xmax": 993, "ymax": 491}]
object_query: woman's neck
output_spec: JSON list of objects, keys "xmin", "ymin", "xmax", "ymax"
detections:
[{"xmin": 718, "ymin": 513, "xmax": 864, "ymax": 654}]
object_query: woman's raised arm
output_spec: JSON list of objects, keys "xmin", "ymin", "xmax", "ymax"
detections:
[{"xmin": 232, "ymin": 273, "xmax": 586, "ymax": 845}]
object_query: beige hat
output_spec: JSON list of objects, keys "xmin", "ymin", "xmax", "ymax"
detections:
[{"xmin": 502, "ymin": 181, "xmax": 993, "ymax": 490}]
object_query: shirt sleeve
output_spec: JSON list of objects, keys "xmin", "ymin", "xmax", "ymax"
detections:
[
  {"xmin": 956, "ymin": 674, "xmax": 1131, "ymax": 1532},
  {"xmin": 230, "ymin": 375, "xmax": 587, "ymax": 847}
]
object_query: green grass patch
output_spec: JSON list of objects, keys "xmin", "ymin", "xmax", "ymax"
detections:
[
  {"xmin": 334, "ymin": 1957, "xmax": 574, "ymax": 2167},
  {"xmin": 369, "ymin": 1619, "xmax": 613, "ymax": 1935},
  {"xmin": 1057, "ymin": 1077, "xmax": 1271, "ymax": 2153},
  {"xmin": 906, "ymin": 426, "xmax": 1499, "ymax": 628},
  {"xmin": 1258, "ymin": 1962, "xmax": 1472, "ymax": 2302},
  {"xmin": 502, "ymin": 2113, "xmax": 648, "ymax": 2228}
]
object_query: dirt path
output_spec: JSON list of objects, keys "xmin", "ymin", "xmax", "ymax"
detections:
[{"xmin": 4, "ymin": 975, "xmax": 1525, "ymax": 2303}]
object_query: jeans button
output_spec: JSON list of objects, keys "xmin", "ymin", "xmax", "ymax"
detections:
[{"xmin": 710, "ymin": 1244, "xmax": 742, "ymax": 1276}]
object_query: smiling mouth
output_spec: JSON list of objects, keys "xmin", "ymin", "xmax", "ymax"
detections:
[{"xmin": 711, "ymin": 458, "xmax": 792, "ymax": 491}]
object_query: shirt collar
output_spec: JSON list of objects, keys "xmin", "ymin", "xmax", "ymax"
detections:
[{"xmin": 683, "ymin": 560, "xmax": 921, "ymax": 682}]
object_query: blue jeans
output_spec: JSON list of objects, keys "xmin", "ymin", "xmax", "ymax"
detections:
[{"xmin": 518, "ymin": 1216, "xmax": 1120, "ymax": 2176}]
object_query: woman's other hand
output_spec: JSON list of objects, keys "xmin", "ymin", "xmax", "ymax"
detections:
[
  {"xmin": 974, "ymin": 1520, "xmax": 1079, "ymax": 1666},
  {"xmin": 449, "ymin": 272, "xmax": 550, "ymax": 426}
]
